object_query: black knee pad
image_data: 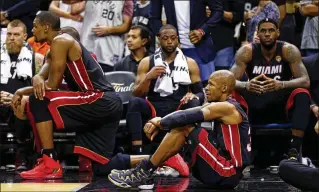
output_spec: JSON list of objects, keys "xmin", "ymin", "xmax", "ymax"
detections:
[
  {"xmin": 294, "ymin": 92, "xmax": 311, "ymax": 104},
  {"xmin": 127, "ymin": 97, "xmax": 146, "ymax": 112},
  {"xmin": 92, "ymin": 153, "xmax": 131, "ymax": 176},
  {"xmin": 29, "ymin": 95, "xmax": 52, "ymax": 123}
]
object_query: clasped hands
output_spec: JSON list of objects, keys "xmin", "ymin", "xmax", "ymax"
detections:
[
  {"xmin": 10, "ymin": 74, "xmax": 52, "ymax": 119},
  {"xmin": 246, "ymin": 74, "xmax": 284, "ymax": 95},
  {"xmin": 144, "ymin": 117, "xmax": 163, "ymax": 141}
]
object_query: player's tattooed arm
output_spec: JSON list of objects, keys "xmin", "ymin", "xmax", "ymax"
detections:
[
  {"xmin": 282, "ymin": 43, "xmax": 310, "ymax": 89},
  {"xmin": 230, "ymin": 44, "xmax": 252, "ymax": 91}
]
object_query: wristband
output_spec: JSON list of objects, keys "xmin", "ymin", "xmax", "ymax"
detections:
[{"xmin": 197, "ymin": 29, "xmax": 205, "ymax": 36}]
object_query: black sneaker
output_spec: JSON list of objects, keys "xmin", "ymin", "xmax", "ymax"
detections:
[
  {"xmin": 108, "ymin": 160, "xmax": 154, "ymax": 189},
  {"xmin": 284, "ymin": 148, "xmax": 301, "ymax": 162}
]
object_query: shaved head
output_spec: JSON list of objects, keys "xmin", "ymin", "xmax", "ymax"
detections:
[
  {"xmin": 205, "ymin": 70, "xmax": 236, "ymax": 102},
  {"xmin": 210, "ymin": 70, "xmax": 236, "ymax": 94}
]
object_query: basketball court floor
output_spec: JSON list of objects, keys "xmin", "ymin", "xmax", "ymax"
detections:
[{"xmin": 0, "ymin": 168, "xmax": 300, "ymax": 192}]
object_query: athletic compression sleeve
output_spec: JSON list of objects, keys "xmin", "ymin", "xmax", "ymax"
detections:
[
  {"xmin": 189, "ymin": 82, "xmax": 204, "ymax": 104},
  {"xmin": 160, "ymin": 108, "xmax": 204, "ymax": 130}
]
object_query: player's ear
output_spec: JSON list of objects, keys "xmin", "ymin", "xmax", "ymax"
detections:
[
  {"xmin": 44, "ymin": 24, "xmax": 49, "ymax": 32},
  {"xmin": 222, "ymin": 84, "xmax": 227, "ymax": 93}
]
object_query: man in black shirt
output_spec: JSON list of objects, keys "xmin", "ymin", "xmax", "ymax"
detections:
[
  {"xmin": 114, "ymin": 25, "xmax": 150, "ymax": 75},
  {"xmin": 230, "ymin": 18, "xmax": 311, "ymax": 158},
  {"xmin": 0, "ymin": 19, "xmax": 35, "ymax": 171},
  {"xmin": 210, "ymin": 0, "xmax": 245, "ymax": 71}
]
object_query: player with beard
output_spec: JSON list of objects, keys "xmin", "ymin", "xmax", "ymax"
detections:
[
  {"xmin": 0, "ymin": 20, "xmax": 35, "ymax": 172},
  {"xmin": 230, "ymin": 18, "xmax": 311, "ymax": 160}
]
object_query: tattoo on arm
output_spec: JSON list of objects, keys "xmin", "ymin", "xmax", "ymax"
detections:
[
  {"xmin": 286, "ymin": 45, "xmax": 297, "ymax": 65},
  {"xmin": 230, "ymin": 45, "xmax": 252, "ymax": 90},
  {"xmin": 283, "ymin": 44, "xmax": 310, "ymax": 88}
]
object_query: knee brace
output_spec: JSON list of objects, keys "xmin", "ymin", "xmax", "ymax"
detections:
[
  {"xmin": 127, "ymin": 97, "xmax": 146, "ymax": 112},
  {"xmin": 29, "ymin": 95, "xmax": 52, "ymax": 123}
]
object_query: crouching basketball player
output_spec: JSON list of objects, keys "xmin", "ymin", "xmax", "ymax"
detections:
[
  {"xmin": 108, "ymin": 70, "xmax": 251, "ymax": 190},
  {"xmin": 11, "ymin": 11, "xmax": 188, "ymax": 180}
]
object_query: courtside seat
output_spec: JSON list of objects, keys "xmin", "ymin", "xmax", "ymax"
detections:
[
  {"xmin": 0, "ymin": 123, "xmax": 16, "ymax": 151},
  {"xmin": 104, "ymin": 71, "xmax": 136, "ymax": 136}
]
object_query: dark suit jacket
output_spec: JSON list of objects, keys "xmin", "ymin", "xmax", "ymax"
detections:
[
  {"xmin": 0, "ymin": 0, "xmax": 40, "ymax": 38},
  {"xmin": 149, "ymin": 0, "xmax": 223, "ymax": 62},
  {"xmin": 303, "ymin": 53, "xmax": 319, "ymax": 105}
]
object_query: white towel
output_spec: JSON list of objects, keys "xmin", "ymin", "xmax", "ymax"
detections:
[
  {"xmin": 0, "ymin": 43, "xmax": 33, "ymax": 84},
  {"xmin": 153, "ymin": 48, "xmax": 191, "ymax": 97},
  {"xmin": 0, "ymin": 44, "xmax": 12, "ymax": 84}
]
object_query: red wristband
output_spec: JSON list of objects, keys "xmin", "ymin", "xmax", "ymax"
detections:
[{"xmin": 197, "ymin": 28, "xmax": 205, "ymax": 36}]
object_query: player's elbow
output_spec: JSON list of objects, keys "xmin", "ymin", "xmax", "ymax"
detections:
[{"xmin": 303, "ymin": 77, "xmax": 310, "ymax": 89}]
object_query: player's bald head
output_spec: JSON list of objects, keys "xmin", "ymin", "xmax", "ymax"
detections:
[{"xmin": 209, "ymin": 70, "xmax": 236, "ymax": 94}]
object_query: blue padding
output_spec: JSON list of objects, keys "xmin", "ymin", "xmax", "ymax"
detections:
[{"xmin": 252, "ymin": 123, "xmax": 292, "ymax": 129}]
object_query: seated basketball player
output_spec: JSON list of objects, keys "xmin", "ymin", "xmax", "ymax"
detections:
[
  {"xmin": 108, "ymin": 70, "xmax": 251, "ymax": 190},
  {"xmin": 230, "ymin": 18, "xmax": 311, "ymax": 160},
  {"xmin": 127, "ymin": 24, "xmax": 204, "ymax": 154},
  {"xmin": 11, "ymin": 11, "xmax": 186, "ymax": 179}
]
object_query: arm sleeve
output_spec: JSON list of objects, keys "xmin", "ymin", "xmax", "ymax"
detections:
[{"xmin": 6, "ymin": 0, "xmax": 40, "ymax": 20}]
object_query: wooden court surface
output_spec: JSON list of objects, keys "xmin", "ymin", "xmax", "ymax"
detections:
[{"xmin": 1, "ymin": 183, "xmax": 88, "ymax": 192}]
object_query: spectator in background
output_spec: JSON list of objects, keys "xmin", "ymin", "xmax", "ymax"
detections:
[
  {"xmin": 27, "ymin": 36, "xmax": 50, "ymax": 57},
  {"xmin": 0, "ymin": 20, "xmax": 36, "ymax": 172},
  {"xmin": 132, "ymin": 0, "xmax": 151, "ymax": 32},
  {"xmin": 0, "ymin": 0, "xmax": 41, "ymax": 38},
  {"xmin": 131, "ymin": 0, "xmax": 154, "ymax": 53},
  {"xmin": 49, "ymin": 0, "xmax": 84, "ymax": 33},
  {"xmin": 245, "ymin": 0, "xmax": 280, "ymax": 43},
  {"xmin": 114, "ymin": 25, "xmax": 150, "ymax": 74},
  {"xmin": 71, "ymin": 0, "xmax": 133, "ymax": 72},
  {"xmin": 150, "ymin": 0, "xmax": 223, "ymax": 84},
  {"xmin": 274, "ymin": 0, "xmax": 297, "ymax": 44},
  {"xmin": 233, "ymin": 0, "xmax": 259, "ymax": 51},
  {"xmin": 300, "ymin": 0, "xmax": 319, "ymax": 56},
  {"xmin": 210, "ymin": 0, "xmax": 245, "ymax": 71}
]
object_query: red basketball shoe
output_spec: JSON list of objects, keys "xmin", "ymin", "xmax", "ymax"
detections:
[
  {"xmin": 162, "ymin": 154, "xmax": 189, "ymax": 177},
  {"xmin": 19, "ymin": 154, "xmax": 63, "ymax": 179}
]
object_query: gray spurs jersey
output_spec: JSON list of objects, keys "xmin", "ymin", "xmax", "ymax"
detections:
[{"xmin": 81, "ymin": 0, "xmax": 125, "ymax": 67}]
